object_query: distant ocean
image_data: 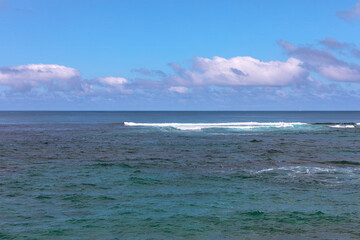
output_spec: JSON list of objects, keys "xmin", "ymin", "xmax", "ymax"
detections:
[{"xmin": 1, "ymin": 111, "xmax": 360, "ymax": 239}]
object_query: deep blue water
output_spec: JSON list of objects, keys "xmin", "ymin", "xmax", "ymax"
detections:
[{"xmin": 0, "ymin": 111, "xmax": 360, "ymax": 239}]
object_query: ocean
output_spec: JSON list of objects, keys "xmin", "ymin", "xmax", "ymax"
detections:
[{"xmin": 0, "ymin": 111, "xmax": 359, "ymax": 239}]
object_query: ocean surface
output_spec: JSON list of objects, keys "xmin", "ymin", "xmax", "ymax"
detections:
[{"xmin": 0, "ymin": 111, "xmax": 360, "ymax": 239}]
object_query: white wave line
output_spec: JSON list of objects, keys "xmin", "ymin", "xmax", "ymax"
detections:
[
  {"xmin": 330, "ymin": 125, "xmax": 355, "ymax": 128},
  {"xmin": 124, "ymin": 121, "xmax": 308, "ymax": 130}
]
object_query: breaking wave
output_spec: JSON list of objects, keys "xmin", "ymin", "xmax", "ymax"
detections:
[
  {"xmin": 329, "ymin": 124, "xmax": 355, "ymax": 128},
  {"xmin": 252, "ymin": 166, "xmax": 360, "ymax": 185},
  {"xmin": 123, "ymin": 122, "xmax": 360, "ymax": 131},
  {"xmin": 123, "ymin": 122, "xmax": 306, "ymax": 130}
]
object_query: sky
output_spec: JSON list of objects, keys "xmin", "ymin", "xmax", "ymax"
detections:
[{"xmin": 1, "ymin": 0, "xmax": 360, "ymax": 110}]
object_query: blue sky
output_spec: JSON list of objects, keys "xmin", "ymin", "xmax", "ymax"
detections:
[{"xmin": 1, "ymin": 0, "xmax": 360, "ymax": 110}]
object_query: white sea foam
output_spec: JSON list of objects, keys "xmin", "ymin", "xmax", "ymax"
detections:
[
  {"xmin": 123, "ymin": 122, "xmax": 306, "ymax": 130},
  {"xmin": 254, "ymin": 166, "xmax": 360, "ymax": 175},
  {"xmin": 252, "ymin": 166, "xmax": 360, "ymax": 185},
  {"xmin": 330, "ymin": 124, "xmax": 355, "ymax": 128}
]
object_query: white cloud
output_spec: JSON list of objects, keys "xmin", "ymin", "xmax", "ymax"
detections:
[
  {"xmin": 0, "ymin": 64, "xmax": 133, "ymax": 95},
  {"xmin": 97, "ymin": 76, "xmax": 127, "ymax": 86},
  {"xmin": 169, "ymin": 86, "xmax": 188, "ymax": 93},
  {"xmin": 318, "ymin": 65, "xmax": 360, "ymax": 82},
  {"xmin": 0, "ymin": 64, "xmax": 81, "ymax": 92},
  {"xmin": 169, "ymin": 56, "xmax": 309, "ymax": 87},
  {"xmin": 94, "ymin": 76, "xmax": 132, "ymax": 94}
]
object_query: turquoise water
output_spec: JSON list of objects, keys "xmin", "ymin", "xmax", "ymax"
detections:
[{"xmin": 0, "ymin": 111, "xmax": 360, "ymax": 239}]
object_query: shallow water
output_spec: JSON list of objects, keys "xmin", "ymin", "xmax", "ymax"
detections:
[{"xmin": 0, "ymin": 111, "xmax": 360, "ymax": 239}]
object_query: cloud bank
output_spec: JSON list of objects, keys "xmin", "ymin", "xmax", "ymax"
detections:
[
  {"xmin": 1, "ymin": 39, "xmax": 359, "ymax": 109},
  {"xmin": 0, "ymin": 64, "xmax": 131, "ymax": 95},
  {"xmin": 167, "ymin": 56, "xmax": 309, "ymax": 87},
  {"xmin": 0, "ymin": 64, "xmax": 82, "ymax": 92}
]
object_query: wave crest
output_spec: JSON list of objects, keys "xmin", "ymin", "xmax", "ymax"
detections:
[{"xmin": 123, "ymin": 122, "xmax": 306, "ymax": 130}]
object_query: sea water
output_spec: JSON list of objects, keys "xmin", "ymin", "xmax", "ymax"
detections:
[{"xmin": 0, "ymin": 111, "xmax": 359, "ymax": 239}]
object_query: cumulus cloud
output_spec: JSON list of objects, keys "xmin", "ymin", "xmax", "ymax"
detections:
[
  {"xmin": 1, "ymin": 52, "xmax": 358, "ymax": 107},
  {"xmin": 0, "ymin": 64, "xmax": 82, "ymax": 92},
  {"xmin": 167, "ymin": 56, "xmax": 309, "ymax": 87},
  {"xmin": 169, "ymin": 86, "xmax": 188, "ymax": 93},
  {"xmin": 337, "ymin": 1, "xmax": 360, "ymax": 22},
  {"xmin": 279, "ymin": 40, "xmax": 360, "ymax": 82},
  {"xmin": 0, "ymin": 64, "xmax": 133, "ymax": 96},
  {"xmin": 97, "ymin": 76, "xmax": 127, "ymax": 86},
  {"xmin": 319, "ymin": 65, "xmax": 360, "ymax": 82},
  {"xmin": 93, "ymin": 76, "xmax": 132, "ymax": 94}
]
